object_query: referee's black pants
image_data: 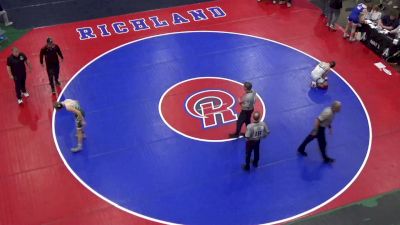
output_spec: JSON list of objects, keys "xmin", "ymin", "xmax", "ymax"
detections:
[
  {"xmin": 46, "ymin": 63, "xmax": 60, "ymax": 90},
  {"xmin": 245, "ymin": 140, "xmax": 260, "ymax": 168},
  {"xmin": 234, "ymin": 109, "xmax": 253, "ymax": 135},
  {"xmin": 298, "ymin": 126, "xmax": 329, "ymax": 160},
  {"xmin": 13, "ymin": 73, "xmax": 26, "ymax": 100}
]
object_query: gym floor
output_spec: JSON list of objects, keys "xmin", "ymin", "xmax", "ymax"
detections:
[{"xmin": 0, "ymin": 0, "xmax": 399, "ymax": 224}]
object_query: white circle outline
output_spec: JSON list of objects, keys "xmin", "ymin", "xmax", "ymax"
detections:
[
  {"xmin": 52, "ymin": 31, "xmax": 372, "ymax": 225},
  {"xmin": 159, "ymin": 77, "xmax": 266, "ymax": 142}
]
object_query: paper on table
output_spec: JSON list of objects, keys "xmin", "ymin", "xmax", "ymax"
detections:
[
  {"xmin": 383, "ymin": 68, "xmax": 392, "ymax": 75},
  {"xmin": 374, "ymin": 62, "xmax": 386, "ymax": 69}
]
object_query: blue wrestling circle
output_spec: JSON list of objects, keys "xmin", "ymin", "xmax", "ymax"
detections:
[{"xmin": 53, "ymin": 32, "xmax": 370, "ymax": 225}]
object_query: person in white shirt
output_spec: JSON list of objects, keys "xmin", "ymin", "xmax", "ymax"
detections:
[
  {"xmin": 310, "ymin": 61, "xmax": 336, "ymax": 89},
  {"xmin": 297, "ymin": 101, "xmax": 342, "ymax": 163},
  {"xmin": 365, "ymin": 5, "xmax": 382, "ymax": 23},
  {"xmin": 54, "ymin": 99, "xmax": 86, "ymax": 152}
]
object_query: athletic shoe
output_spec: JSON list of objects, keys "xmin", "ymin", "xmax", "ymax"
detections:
[
  {"xmin": 297, "ymin": 147, "xmax": 307, "ymax": 156},
  {"xmin": 324, "ymin": 157, "xmax": 335, "ymax": 163},
  {"xmin": 287, "ymin": 2, "xmax": 292, "ymax": 7},
  {"xmin": 17, "ymin": 99, "xmax": 23, "ymax": 105},
  {"xmin": 242, "ymin": 164, "xmax": 250, "ymax": 171},
  {"xmin": 273, "ymin": 0, "xmax": 277, "ymax": 3},
  {"xmin": 22, "ymin": 92, "xmax": 29, "ymax": 97},
  {"xmin": 343, "ymin": 33, "xmax": 350, "ymax": 39},
  {"xmin": 229, "ymin": 133, "xmax": 239, "ymax": 138},
  {"xmin": 71, "ymin": 146, "xmax": 83, "ymax": 152},
  {"xmin": 310, "ymin": 81, "xmax": 317, "ymax": 88},
  {"xmin": 329, "ymin": 25, "xmax": 337, "ymax": 31},
  {"xmin": 5, "ymin": 21, "xmax": 13, "ymax": 26}
]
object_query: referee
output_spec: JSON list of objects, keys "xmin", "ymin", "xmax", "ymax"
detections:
[
  {"xmin": 40, "ymin": 37, "xmax": 64, "ymax": 94},
  {"xmin": 297, "ymin": 101, "xmax": 342, "ymax": 163},
  {"xmin": 229, "ymin": 81, "xmax": 257, "ymax": 138},
  {"xmin": 243, "ymin": 111, "xmax": 270, "ymax": 171}
]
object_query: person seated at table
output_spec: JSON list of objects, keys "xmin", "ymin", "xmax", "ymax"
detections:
[
  {"xmin": 365, "ymin": 5, "xmax": 382, "ymax": 23},
  {"xmin": 378, "ymin": 12, "xmax": 399, "ymax": 30},
  {"xmin": 343, "ymin": 3, "xmax": 368, "ymax": 41},
  {"xmin": 389, "ymin": 24, "xmax": 400, "ymax": 38},
  {"xmin": 310, "ymin": 61, "xmax": 336, "ymax": 89}
]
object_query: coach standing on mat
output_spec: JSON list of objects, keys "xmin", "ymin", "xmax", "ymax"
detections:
[
  {"xmin": 243, "ymin": 111, "xmax": 270, "ymax": 171},
  {"xmin": 40, "ymin": 37, "xmax": 64, "ymax": 94},
  {"xmin": 7, "ymin": 47, "xmax": 32, "ymax": 105},
  {"xmin": 229, "ymin": 81, "xmax": 257, "ymax": 138},
  {"xmin": 297, "ymin": 101, "xmax": 341, "ymax": 163}
]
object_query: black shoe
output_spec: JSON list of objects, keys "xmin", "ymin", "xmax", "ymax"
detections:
[
  {"xmin": 229, "ymin": 133, "xmax": 239, "ymax": 138},
  {"xmin": 324, "ymin": 157, "xmax": 335, "ymax": 163},
  {"xmin": 251, "ymin": 160, "xmax": 258, "ymax": 168},
  {"xmin": 298, "ymin": 148, "xmax": 307, "ymax": 156},
  {"xmin": 242, "ymin": 164, "xmax": 250, "ymax": 171},
  {"xmin": 55, "ymin": 81, "xmax": 61, "ymax": 86}
]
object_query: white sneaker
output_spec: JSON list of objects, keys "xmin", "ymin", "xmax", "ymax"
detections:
[
  {"xmin": 22, "ymin": 92, "xmax": 29, "ymax": 97},
  {"xmin": 273, "ymin": 0, "xmax": 277, "ymax": 3},
  {"xmin": 71, "ymin": 146, "xmax": 83, "ymax": 152},
  {"xmin": 5, "ymin": 21, "xmax": 13, "ymax": 26},
  {"xmin": 17, "ymin": 99, "xmax": 23, "ymax": 104},
  {"xmin": 310, "ymin": 81, "xmax": 317, "ymax": 88}
]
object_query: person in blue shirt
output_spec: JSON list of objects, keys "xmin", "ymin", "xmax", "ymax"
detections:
[
  {"xmin": 378, "ymin": 12, "xmax": 399, "ymax": 30},
  {"xmin": 343, "ymin": 3, "xmax": 367, "ymax": 41}
]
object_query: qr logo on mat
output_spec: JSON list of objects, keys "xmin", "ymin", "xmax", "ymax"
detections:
[{"xmin": 159, "ymin": 77, "xmax": 265, "ymax": 142}]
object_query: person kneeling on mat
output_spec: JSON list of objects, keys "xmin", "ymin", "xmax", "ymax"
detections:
[
  {"xmin": 310, "ymin": 61, "xmax": 335, "ymax": 89},
  {"xmin": 54, "ymin": 99, "xmax": 86, "ymax": 152}
]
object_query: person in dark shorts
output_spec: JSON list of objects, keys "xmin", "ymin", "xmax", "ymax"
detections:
[
  {"xmin": 40, "ymin": 37, "xmax": 64, "ymax": 94},
  {"xmin": 54, "ymin": 99, "xmax": 86, "ymax": 152},
  {"xmin": 6, "ymin": 47, "xmax": 32, "ymax": 104}
]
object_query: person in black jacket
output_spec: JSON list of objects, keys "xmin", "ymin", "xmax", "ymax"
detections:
[
  {"xmin": 7, "ymin": 47, "xmax": 32, "ymax": 104},
  {"xmin": 40, "ymin": 37, "xmax": 64, "ymax": 94},
  {"xmin": 327, "ymin": 0, "xmax": 343, "ymax": 30}
]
